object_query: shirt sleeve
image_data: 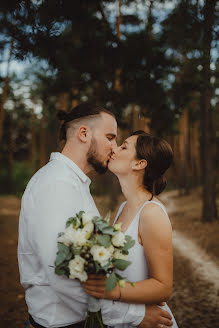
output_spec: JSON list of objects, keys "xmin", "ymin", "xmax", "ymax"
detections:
[
  {"xmin": 27, "ymin": 180, "xmax": 88, "ymax": 310},
  {"xmin": 100, "ymin": 299, "xmax": 145, "ymax": 326}
]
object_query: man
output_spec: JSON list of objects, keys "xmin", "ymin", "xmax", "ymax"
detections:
[{"xmin": 18, "ymin": 103, "xmax": 173, "ymax": 328}]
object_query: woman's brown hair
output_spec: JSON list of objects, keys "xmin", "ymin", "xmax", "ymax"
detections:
[{"xmin": 132, "ymin": 130, "xmax": 173, "ymax": 198}]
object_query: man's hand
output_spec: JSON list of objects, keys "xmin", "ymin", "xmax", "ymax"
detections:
[{"xmin": 138, "ymin": 305, "xmax": 173, "ymax": 328}]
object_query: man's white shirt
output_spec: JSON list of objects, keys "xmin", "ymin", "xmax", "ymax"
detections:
[{"xmin": 18, "ymin": 152, "xmax": 145, "ymax": 327}]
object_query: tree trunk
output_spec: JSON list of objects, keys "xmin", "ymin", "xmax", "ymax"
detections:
[
  {"xmin": 0, "ymin": 39, "xmax": 13, "ymax": 144},
  {"xmin": 200, "ymin": 0, "xmax": 217, "ymax": 221}
]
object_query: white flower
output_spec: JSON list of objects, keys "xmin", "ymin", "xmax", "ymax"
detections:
[
  {"xmin": 90, "ymin": 245, "xmax": 112, "ymax": 267},
  {"xmin": 83, "ymin": 222, "xmax": 94, "ymax": 239},
  {"xmin": 107, "ymin": 244, "xmax": 114, "ymax": 255},
  {"xmin": 111, "ymin": 231, "xmax": 126, "ymax": 247},
  {"xmin": 73, "ymin": 229, "xmax": 87, "ymax": 247},
  {"xmin": 114, "ymin": 223, "xmax": 122, "ymax": 231},
  {"xmin": 69, "ymin": 255, "xmax": 88, "ymax": 282},
  {"xmin": 57, "ymin": 225, "xmax": 76, "ymax": 246},
  {"xmin": 82, "ymin": 212, "xmax": 94, "ymax": 226},
  {"xmin": 113, "ymin": 249, "xmax": 128, "ymax": 260}
]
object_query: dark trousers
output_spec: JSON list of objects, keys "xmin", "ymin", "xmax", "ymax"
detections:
[{"xmin": 29, "ymin": 315, "xmax": 86, "ymax": 328}]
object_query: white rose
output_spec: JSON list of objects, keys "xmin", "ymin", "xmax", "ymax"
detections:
[
  {"xmin": 90, "ymin": 245, "xmax": 112, "ymax": 267},
  {"xmin": 82, "ymin": 212, "xmax": 94, "ymax": 226},
  {"xmin": 69, "ymin": 255, "xmax": 88, "ymax": 282},
  {"xmin": 83, "ymin": 222, "xmax": 94, "ymax": 239},
  {"xmin": 113, "ymin": 249, "xmax": 128, "ymax": 260},
  {"xmin": 73, "ymin": 229, "xmax": 87, "ymax": 247},
  {"xmin": 107, "ymin": 244, "xmax": 114, "ymax": 255},
  {"xmin": 111, "ymin": 231, "xmax": 126, "ymax": 247},
  {"xmin": 57, "ymin": 225, "xmax": 76, "ymax": 246}
]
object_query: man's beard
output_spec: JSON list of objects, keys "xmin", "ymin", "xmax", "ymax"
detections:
[{"xmin": 87, "ymin": 138, "xmax": 109, "ymax": 174}]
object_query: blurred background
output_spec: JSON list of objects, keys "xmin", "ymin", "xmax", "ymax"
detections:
[{"xmin": 0, "ymin": 0, "xmax": 218, "ymax": 327}]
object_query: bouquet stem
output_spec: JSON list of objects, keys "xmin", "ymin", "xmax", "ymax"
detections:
[
  {"xmin": 84, "ymin": 296, "xmax": 106, "ymax": 328},
  {"xmin": 84, "ymin": 311, "xmax": 105, "ymax": 328}
]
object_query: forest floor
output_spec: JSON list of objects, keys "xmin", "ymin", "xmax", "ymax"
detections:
[{"xmin": 0, "ymin": 188, "xmax": 218, "ymax": 328}]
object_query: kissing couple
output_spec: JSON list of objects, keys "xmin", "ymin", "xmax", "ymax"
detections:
[{"xmin": 18, "ymin": 103, "xmax": 178, "ymax": 328}]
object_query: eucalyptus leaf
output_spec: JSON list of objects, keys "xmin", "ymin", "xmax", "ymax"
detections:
[
  {"xmin": 106, "ymin": 272, "xmax": 117, "ymax": 291},
  {"xmin": 95, "ymin": 221, "xmax": 109, "ymax": 232},
  {"xmin": 55, "ymin": 267, "xmax": 66, "ymax": 275},
  {"xmin": 113, "ymin": 259, "xmax": 131, "ymax": 271},
  {"xmin": 58, "ymin": 243, "xmax": 70, "ymax": 256},
  {"xmin": 55, "ymin": 252, "xmax": 66, "ymax": 266},
  {"xmin": 122, "ymin": 235, "xmax": 135, "ymax": 251},
  {"xmin": 102, "ymin": 226, "xmax": 115, "ymax": 235},
  {"xmin": 94, "ymin": 261, "xmax": 101, "ymax": 273},
  {"xmin": 96, "ymin": 234, "xmax": 111, "ymax": 248}
]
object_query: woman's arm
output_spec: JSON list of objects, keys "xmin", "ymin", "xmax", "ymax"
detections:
[{"xmin": 82, "ymin": 203, "xmax": 173, "ymax": 304}]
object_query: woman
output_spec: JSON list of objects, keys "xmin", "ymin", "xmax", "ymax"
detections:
[{"xmin": 83, "ymin": 130, "xmax": 178, "ymax": 327}]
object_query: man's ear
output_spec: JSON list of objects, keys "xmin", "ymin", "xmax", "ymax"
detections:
[
  {"xmin": 77, "ymin": 126, "xmax": 90, "ymax": 143},
  {"xmin": 132, "ymin": 159, "xmax": 147, "ymax": 171}
]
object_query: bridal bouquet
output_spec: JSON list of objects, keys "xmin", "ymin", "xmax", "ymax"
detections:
[{"xmin": 55, "ymin": 211, "xmax": 135, "ymax": 328}]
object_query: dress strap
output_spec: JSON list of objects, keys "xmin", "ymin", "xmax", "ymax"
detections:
[
  {"xmin": 113, "ymin": 201, "xmax": 127, "ymax": 225},
  {"xmin": 138, "ymin": 200, "xmax": 168, "ymax": 217}
]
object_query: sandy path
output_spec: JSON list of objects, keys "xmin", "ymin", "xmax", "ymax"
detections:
[{"xmin": 173, "ymin": 230, "xmax": 219, "ymax": 293}]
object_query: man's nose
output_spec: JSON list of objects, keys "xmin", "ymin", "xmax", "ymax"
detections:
[{"xmin": 111, "ymin": 141, "xmax": 118, "ymax": 154}]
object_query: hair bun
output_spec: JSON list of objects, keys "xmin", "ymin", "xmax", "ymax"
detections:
[{"xmin": 57, "ymin": 110, "xmax": 68, "ymax": 121}]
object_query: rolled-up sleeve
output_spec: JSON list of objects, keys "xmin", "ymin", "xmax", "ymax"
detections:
[{"xmin": 100, "ymin": 299, "xmax": 145, "ymax": 326}]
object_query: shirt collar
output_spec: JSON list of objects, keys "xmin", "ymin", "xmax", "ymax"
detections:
[{"xmin": 50, "ymin": 152, "xmax": 91, "ymax": 185}]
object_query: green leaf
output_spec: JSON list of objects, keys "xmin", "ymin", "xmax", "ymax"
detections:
[
  {"xmin": 115, "ymin": 272, "xmax": 126, "ymax": 280},
  {"xmin": 66, "ymin": 217, "xmax": 75, "ymax": 228},
  {"xmin": 55, "ymin": 252, "xmax": 66, "ymax": 266},
  {"xmin": 94, "ymin": 261, "xmax": 101, "ymax": 273},
  {"xmin": 58, "ymin": 243, "xmax": 71, "ymax": 256},
  {"xmin": 95, "ymin": 221, "xmax": 109, "ymax": 232},
  {"xmin": 102, "ymin": 226, "xmax": 115, "ymax": 235},
  {"xmin": 66, "ymin": 252, "xmax": 73, "ymax": 261},
  {"xmin": 55, "ymin": 267, "xmax": 66, "ymax": 275},
  {"xmin": 106, "ymin": 272, "xmax": 117, "ymax": 291},
  {"xmin": 104, "ymin": 211, "xmax": 111, "ymax": 224},
  {"xmin": 55, "ymin": 243, "xmax": 71, "ymax": 266},
  {"xmin": 122, "ymin": 235, "xmax": 135, "ymax": 251},
  {"xmin": 71, "ymin": 247, "xmax": 81, "ymax": 255},
  {"xmin": 96, "ymin": 234, "xmax": 111, "ymax": 248},
  {"xmin": 113, "ymin": 259, "xmax": 131, "ymax": 271},
  {"xmin": 77, "ymin": 211, "xmax": 85, "ymax": 218}
]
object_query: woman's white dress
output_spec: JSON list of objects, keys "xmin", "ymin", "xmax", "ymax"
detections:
[{"xmin": 109, "ymin": 200, "xmax": 178, "ymax": 328}]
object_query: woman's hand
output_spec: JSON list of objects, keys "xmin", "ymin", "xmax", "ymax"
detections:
[{"xmin": 82, "ymin": 274, "xmax": 120, "ymax": 300}]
